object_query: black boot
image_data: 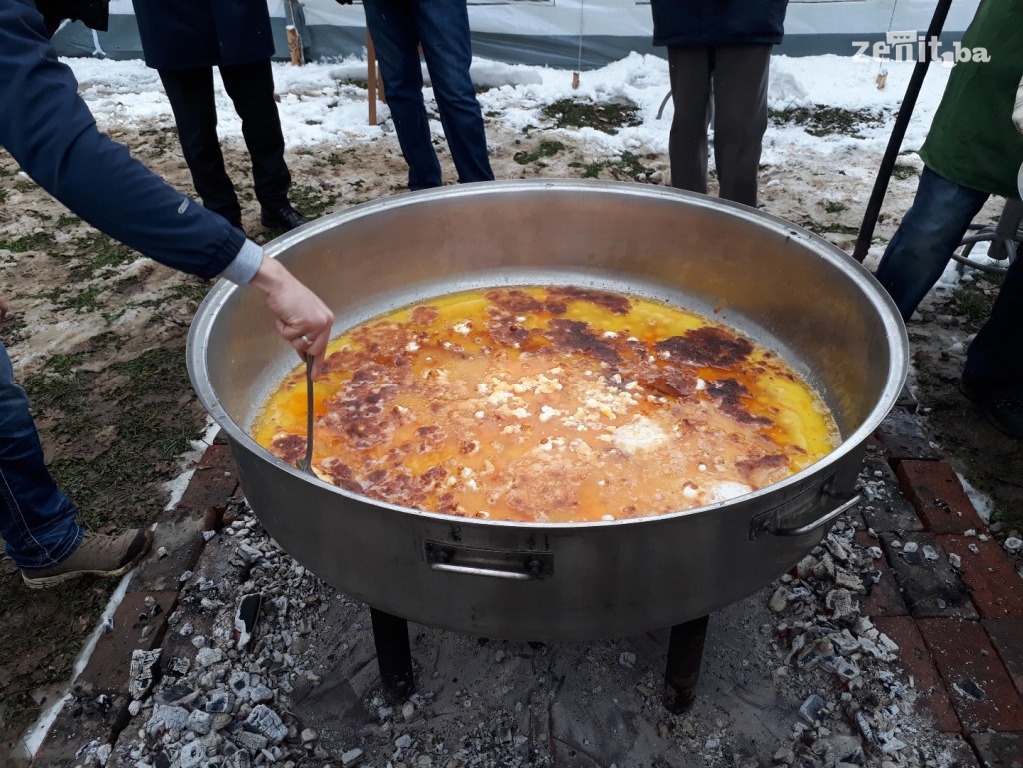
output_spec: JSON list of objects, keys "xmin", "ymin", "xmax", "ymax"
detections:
[
  {"xmin": 260, "ymin": 203, "xmax": 308, "ymax": 232},
  {"xmin": 960, "ymin": 373, "xmax": 1023, "ymax": 439}
]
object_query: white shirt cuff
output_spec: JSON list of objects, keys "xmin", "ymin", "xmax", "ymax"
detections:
[{"xmin": 218, "ymin": 239, "xmax": 264, "ymax": 285}]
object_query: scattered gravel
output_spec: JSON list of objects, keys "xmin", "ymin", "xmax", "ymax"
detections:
[{"xmin": 68, "ymin": 459, "xmax": 975, "ymax": 768}]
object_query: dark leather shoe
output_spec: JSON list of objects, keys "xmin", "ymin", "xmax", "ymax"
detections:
[
  {"xmin": 260, "ymin": 204, "xmax": 308, "ymax": 232},
  {"xmin": 960, "ymin": 373, "xmax": 1023, "ymax": 439}
]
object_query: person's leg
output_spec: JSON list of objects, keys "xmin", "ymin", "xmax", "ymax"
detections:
[
  {"xmin": 874, "ymin": 167, "xmax": 990, "ymax": 321},
  {"xmin": 666, "ymin": 46, "xmax": 712, "ymax": 195},
  {"xmin": 158, "ymin": 67, "xmax": 242, "ymax": 227},
  {"xmin": 710, "ymin": 44, "xmax": 771, "ymax": 207},
  {"xmin": 1, "ymin": 342, "xmax": 151, "ymax": 586},
  {"xmin": 416, "ymin": 0, "xmax": 494, "ymax": 184},
  {"xmin": 0, "ymin": 342, "xmax": 83, "ymax": 570},
  {"xmin": 961, "ymin": 248, "xmax": 1023, "ymax": 437},
  {"xmin": 966, "ymin": 251, "xmax": 1023, "ymax": 384},
  {"xmin": 364, "ymin": 0, "xmax": 443, "ymax": 190},
  {"xmin": 219, "ymin": 60, "xmax": 292, "ymax": 212}
]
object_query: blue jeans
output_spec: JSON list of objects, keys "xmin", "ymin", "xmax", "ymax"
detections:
[
  {"xmin": 364, "ymin": 0, "xmax": 494, "ymax": 190},
  {"xmin": 874, "ymin": 166, "xmax": 990, "ymax": 321},
  {"xmin": 0, "ymin": 343, "xmax": 82, "ymax": 569}
]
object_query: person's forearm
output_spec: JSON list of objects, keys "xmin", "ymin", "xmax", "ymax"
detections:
[{"xmin": 0, "ymin": 0, "xmax": 243, "ymax": 280}]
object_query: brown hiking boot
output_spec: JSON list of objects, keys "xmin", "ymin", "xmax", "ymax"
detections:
[{"xmin": 20, "ymin": 529, "xmax": 152, "ymax": 589}]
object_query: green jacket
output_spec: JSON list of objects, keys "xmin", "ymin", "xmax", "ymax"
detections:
[{"xmin": 920, "ymin": 0, "xmax": 1023, "ymax": 199}]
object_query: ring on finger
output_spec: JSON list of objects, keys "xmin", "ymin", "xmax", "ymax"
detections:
[{"xmin": 300, "ymin": 334, "xmax": 312, "ymax": 346}]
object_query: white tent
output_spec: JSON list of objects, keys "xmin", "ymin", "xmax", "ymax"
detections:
[{"xmin": 53, "ymin": 0, "xmax": 982, "ymax": 68}]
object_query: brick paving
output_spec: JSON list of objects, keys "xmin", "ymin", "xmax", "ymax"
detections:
[{"xmin": 25, "ymin": 395, "xmax": 1023, "ymax": 767}]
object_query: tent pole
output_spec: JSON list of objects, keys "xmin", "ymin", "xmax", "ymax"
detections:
[{"xmin": 851, "ymin": 0, "xmax": 954, "ymax": 263}]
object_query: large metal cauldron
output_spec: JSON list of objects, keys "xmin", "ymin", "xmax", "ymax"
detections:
[{"xmin": 187, "ymin": 180, "xmax": 907, "ymax": 641}]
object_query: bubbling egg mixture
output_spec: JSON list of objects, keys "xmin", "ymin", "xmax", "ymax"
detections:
[{"xmin": 252, "ymin": 286, "xmax": 840, "ymax": 523}]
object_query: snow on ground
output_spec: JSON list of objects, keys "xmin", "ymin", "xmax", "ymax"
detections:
[
  {"xmin": 65, "ymin": 47, "xmax": 964, "ymax": 280},
  {"xmin": 66, "ymin": 50, "xmax": 952, "ymax": 162}
]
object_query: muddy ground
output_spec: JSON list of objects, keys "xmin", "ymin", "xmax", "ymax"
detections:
[{"xmin": 0, "ymin": 92, "xmax": 1019, "ymax": 762}]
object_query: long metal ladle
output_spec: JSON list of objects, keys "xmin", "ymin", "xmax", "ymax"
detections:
[{"xmin": 295, "ymin": 354, "xmax": 315, "ymax": 476}]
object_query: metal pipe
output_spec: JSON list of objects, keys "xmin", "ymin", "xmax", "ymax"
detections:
[{"xmin": 852, "ymin": 0, "xmax": 955, "ymax": 263}]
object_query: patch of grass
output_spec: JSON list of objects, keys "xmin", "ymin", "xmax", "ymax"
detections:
[
  {"xmin": 822, "ymin": 201, "xmax": 848, "ymax": 214},
  {"xmin": 39, "ymin": 285, "xmax": 68, "ymax": 303},
  {"xmin": 822, "ymin": 223, "xmax": 859, "ymax": 235},
  {"xmin": 326, "ymin": 149, "xmax": 356, "ymax": 167},
  {"xmin": 947, "ymin": 279, "xmax": 999, "ymax": 327},
  {"xmin": 3, "ymin": 231, "xmax": 56, "ymax": 253},
  {"xmin": 21, "ymin": 355, "xmax": 96, "ymax": 437},
  {"xmin": 111, "ymin": 346, "xmax": 185, "ymax": 393},
  {"xmin": 99, "ymin": 307, "xmax": 131, "ymax": 327},
  {"xmin": 111, "ymin": 274, "xmax": 145, "ymax": 297},
  {"xmin": 0, "ymin": 578, "xmax": 111, "ymax": 738},
  {"xmin": 793, "ymin": 217, "xmax": 859, "ymax": 237},
  {"xmin": 769, "ymin": 104, "xmax": 885, "ymax": 137},
  {"xmin": 137, "ymin": 126, "xmax": 179, "ymax": 152},
  {"xmin": 69, "ymin": 234, "xmax": 139, "ymax": 281},
  {"xmin": 287, "ymin": 184, "xmax": 340, "ymax": 220},
  {"xmin": 28, "ymin": 346, "xmax": 206, "ymax": 518},
  {"xmin": 513, "ymin": 140, "xmax": 566, "ymax": 165},
  {"xmin": 63, "ymin": 285, "xmax": 105, "ymax": 312},
  {"xmin": 44, "ymin": 352, "xmax": 88, "ymax": 377},
  {"xmin": 569, "ymin": 161, "xmax": 604, "ymax": 179},
  {"xmin": 167, "ymin": 276, "xmax": 212, "ymax": 305},
  {"xmin": 0, "ymin": 313, "xmax": 27, "ymax": 345},
  {"xmin": 541, "ymin": 98, "xmax": 642, "ymax": 135},
  {"xmin": 570, "ymin": 152, "xmax": 656, "ymax": 181}
]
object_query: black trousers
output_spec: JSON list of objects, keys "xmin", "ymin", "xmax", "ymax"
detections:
[
  {"xmin": 159, "ymin": 59, "xmax": 291, "ymax": 224},
  {"xmin": 667, "ymin": 44, "xmax": 771, "ymax": 208},
  {"xmin": 966, "ymin": 246, "xmax": 1023, "ymax": 387}
]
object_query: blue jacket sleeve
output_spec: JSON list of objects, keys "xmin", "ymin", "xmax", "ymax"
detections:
[{"xmin": 0, "ymin": 0, "xmax": 247, "ymax": 280}]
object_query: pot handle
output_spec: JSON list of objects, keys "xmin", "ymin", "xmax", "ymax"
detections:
[
  {"xmin": 749, "ymin": 486, "xmax": 862, "ymax": 540},
  {"xmin": 424, "ymin": 540, "xmax": 553, "ymax": 580}
]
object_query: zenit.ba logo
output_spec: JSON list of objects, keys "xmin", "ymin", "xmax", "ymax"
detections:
[{"xmin": 852, "ymin": 30, "xmax": 990, "ymax": 67}]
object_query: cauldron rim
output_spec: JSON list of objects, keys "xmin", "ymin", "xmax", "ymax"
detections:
[{"xmin": 188, "ymin": 179, "xmax": 908, "ymax": 530}]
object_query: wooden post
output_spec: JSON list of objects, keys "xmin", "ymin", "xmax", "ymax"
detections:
[
  {"xmin": 286, "ymin": 25, "xmax": 304, "ymax": 66},
  {"xmin": 367, "ymin": 29, "xmax": 378, "ymax": 125}
]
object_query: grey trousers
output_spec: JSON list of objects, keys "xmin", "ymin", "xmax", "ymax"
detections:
[{"xmin": 666, "ymin": 44, "xmax": 772, "ymax": 208}]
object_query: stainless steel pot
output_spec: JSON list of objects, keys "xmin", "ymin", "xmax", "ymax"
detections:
[{"xmin": 186, "ymin": 180, "xmax": 907, "ymax": 641}]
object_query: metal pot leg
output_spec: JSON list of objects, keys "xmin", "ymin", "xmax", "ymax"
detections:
[
  {"xmin": 369, "ymin": 608, "xmax": 711, "ymax": 713},
  {"xmin": 370, "ymin": 608, "xmax": 415, "ymax": 704},
  {"xmin": 662, "ymin": 614, "xmax": 710, "ymax": 714}
]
